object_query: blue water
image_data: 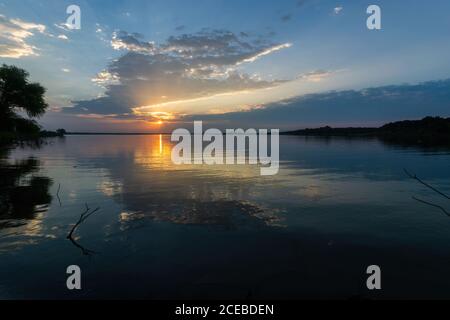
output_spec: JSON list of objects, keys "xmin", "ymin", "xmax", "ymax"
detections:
[{"xmin": 1, "ymin": 135, "xmax": 450, "ymax": 299}]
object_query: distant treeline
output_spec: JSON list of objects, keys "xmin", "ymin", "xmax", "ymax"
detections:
[
  {"xmin": 0, "ymin": 127, "xmax": 66, "ymax": 146},
  {"xmin": 282, "ymin": 117, "xmax": 450, "ymax": 146}
]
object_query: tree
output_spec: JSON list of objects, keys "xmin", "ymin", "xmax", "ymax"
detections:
[
  {"xmin": 56, "ymin": 128, "xmax": 67, "ymax": 136},
  {"xmin": 0, "ymin": 64, "xmax": 48, "ymax": 133}
]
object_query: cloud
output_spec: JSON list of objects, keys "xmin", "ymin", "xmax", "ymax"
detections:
[
  {"xmin": 237, "ymin": 43, "xmax": 292, "ymax": 64},
  {"xmin": 67, "ymin": 29, "xmax": 292, "ymax": 118},
  {"xmin": 297, "ymin": 70, "xmax": 335, "ymax": 82},
  {"xmin": 111, "ymin": 31, "xmax": 156, "ymax": 54},
  {"xmin": 57, "ymin": 34, "xmax": 69, "ymax": 40},
  {"xmin": 334, "ymin": 6, "xmax": 343, "ymax": 15},
  {"xmin": 181, "ymin": 79, "xmax": 450, "ymax": 129},
  {"xmin": 0, "ymin": 15, "xmax": 46, "ymax": 58},
  {"xmin": 91, "ymin": 70, "xmax": 121, "ymax": 87},
  {"xmin": 54, "ymin": 22, "xmax": 73, "ymax": 32},
  {"xmin": 281, "ymin": 14, "xmax": 292, "ymax": 22}
]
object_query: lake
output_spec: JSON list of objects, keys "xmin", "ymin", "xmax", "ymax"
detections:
[{"xmin": 1, "ymin": 135, "xmax": 450, "ymax": 299}]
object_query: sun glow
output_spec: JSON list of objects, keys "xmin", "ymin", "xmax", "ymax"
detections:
[{"xmin": 136, "ymin": 111, "xmax": 175, "ymax": 125}]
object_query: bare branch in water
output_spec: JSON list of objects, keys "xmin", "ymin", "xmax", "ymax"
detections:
[
  {"xmin": 68, "ymin": 236, "xmax": 98, "ymax": 256},
  {"xmin": 405, "ymin": 168, "xmax": 450, "ymax": 218},
  {"xmin": 404, "ymin": 168, "xmax": 450, "ymax": 200},
  {"xmin": 412, "ymin": 196, "xmax": 450, "ymax": 217},
  {"xmin": 67, "ymin": 203, "xmax": 100, "ymax": 239},
  {"xmin": 56, "ymin": 183, "xmax": 62, "ymax": 207},
  {"xmin": 67, "ymin": 203, "xmax": 100, "ymax": 256}
]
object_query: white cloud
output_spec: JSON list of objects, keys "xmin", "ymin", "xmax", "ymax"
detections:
[
  {"xmin": 91, "ymin": 70, "xmax": 121, "ymax": 87},
  {"xmin": 334, "ymin": 6, "xmax": 343, "ymax": 15},
  {"xmin": 238, "ymin": 43, "xmax": 292, "ymax": 65},
  {"xmin": 298, "ymin": 70, "xmax": 334, "ymax": 82},
  {"xmin": 9, "ymin": 18, "xmax": 46, "ymax": 33},
  {"xmin": 111, "ymin": 31, "xmax": 156, "ymax": 54},
  {"xmin": 0, "ymin": 15, "xmax": 46, "ymax": 58},
  {"xmin": 57, "ymin": 34, "xmax": 69, "ymax": 40},
  {"xmin": 54, "ymin": 22, "xmax": 73, "ymax": 32}
]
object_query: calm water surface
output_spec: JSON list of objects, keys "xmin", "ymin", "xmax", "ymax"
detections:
[{"xmin": 1, "ymin": 135, "xmax": 450, "ymax": 299}]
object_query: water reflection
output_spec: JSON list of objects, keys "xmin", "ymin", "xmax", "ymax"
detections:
[
  {"xmin": 0, "ymin": 147, "xmax": 55, "ymax": 255},
  {"xmin": 96, "ymin": 135, "xmax": 284, "ymax": 229},
  {"xmin": 1, "ymin": 135, "xmax": 450, "ymax": 299},
  {"xmin": 0, "ymin": 149, "xmax": 52, "ymax": 230},
  {"xmin": 118, "ymin": 200, "xmax": 283, "ymax": 231}
]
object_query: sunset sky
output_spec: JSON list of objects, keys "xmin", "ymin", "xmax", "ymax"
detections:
[{"xmin": 1, "ymin": 0, "xmax": 450, "ymax": 132}]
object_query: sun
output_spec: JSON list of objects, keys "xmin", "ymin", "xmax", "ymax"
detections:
[{"xmin": 149, "ymin": 119, "xmax": 164, "ymax": 127}]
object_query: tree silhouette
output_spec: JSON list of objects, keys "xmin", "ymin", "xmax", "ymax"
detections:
[{"xmin": 0, "ymin": 64, "xmax": 48, "ymax": 134}]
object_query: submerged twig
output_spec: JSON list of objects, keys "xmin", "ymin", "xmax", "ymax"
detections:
[
  {"xmin": 405, "ymin": 168, "xmax": 450, "ymax": 218},
  {"xmin": 404, "ymin": 169, "xmax": 450, "ymax": 200},
  {"xmin": 68, "ymin": 236, "xmax": 98, "ymax": 256},
  {"xmin": 56, "ymin": 183, "xmax": 62, "ymax": 207},
  {"xmin": 412, "ymin": 196, "xmax": 450, "ymax": 217},
  {"xmin": 67, "ymin": 203, "xmax": 100, "ymax": 256},
  {"xmin": 67, "ymin": 203, "xmax": 100, "ymax": 239}
]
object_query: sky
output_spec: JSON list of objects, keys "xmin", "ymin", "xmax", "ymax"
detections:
[{"xmin": 1, "ymin": 0, "xmax": 450, "ymax": 132}]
